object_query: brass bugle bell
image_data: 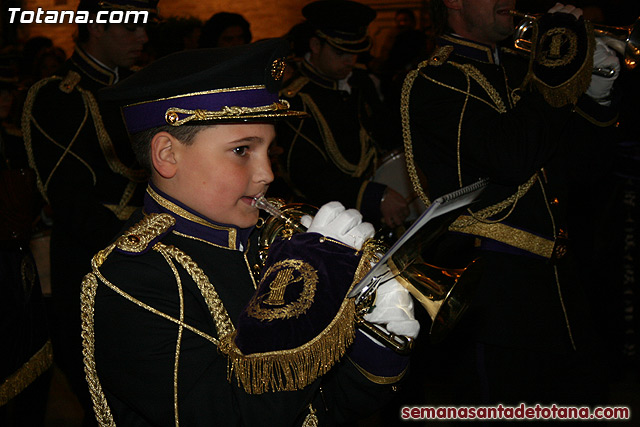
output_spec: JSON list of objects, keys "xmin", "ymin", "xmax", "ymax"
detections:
[
  {"xmin": 392, "ymin": 258, "xmax": 482, "ymax": 344},
  {"xmin": 253, "ymin": 197, "xmax": 481, "ymax": 355},
  {"xmin": 509, "ymin": 10, "xmax": 640, "ymax": 75}
]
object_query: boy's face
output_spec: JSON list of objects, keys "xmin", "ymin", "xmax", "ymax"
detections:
[
  {"xmin": 94, "ymin": 23, "xmax": 149, "ymax": 69},
  {"xmin": 173, "ymin": 123, "xmax": 275, "ymax": 228},
  {"xmin": 310, "ymin": 38, "xmax": 358, "ymax": 81}
]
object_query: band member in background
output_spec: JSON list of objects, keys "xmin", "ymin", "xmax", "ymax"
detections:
[
  {"xmin": 402, "ymin": 0, "xmax": 620, "ymax": 410},
  {"xmin": 1, "ymin": 54, "xmax": 52, "ymax": 427},
  {"xmin": 277, "ymin": 0, "xmax": 409, "ymax": 230},
  {"xmin": 81, "ymin": 38, "xmax": 419, "ymax": 425},
  {"xmin": 21, "ymin": 0, "xmax": 156, "ymax": 422},
  {"xmin": 198, "ymin": 12, "xmax": 252, "ymax": 48}
]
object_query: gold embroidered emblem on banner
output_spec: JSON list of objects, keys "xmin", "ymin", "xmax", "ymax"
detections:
[
  {"xmin": 245, "ymin": 259, "xmax": 318, "ymax": 321},
  {"xmin": 537, "ymin": 27, "xmax": 577, "ymax": 67}
]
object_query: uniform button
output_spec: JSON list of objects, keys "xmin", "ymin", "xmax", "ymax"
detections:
[{"xmin": 127, "ymin": 234, "xmax": 141, "ymax": 243}]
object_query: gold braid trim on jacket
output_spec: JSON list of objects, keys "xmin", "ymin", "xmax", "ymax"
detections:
[
  {"xmin": 81, "ymin": 213, "xmax": 236, "ymax": 426},
  {"xmin": 21, "ymin": 75, "xmax": 147, "ymax": 206},
  {"xmin": 400, "ymin": 49, "xmax": 537, "ymax": 225},
  {"xmin": 0, "ymin": 341, "xmax": 53, "ymax": 406}
]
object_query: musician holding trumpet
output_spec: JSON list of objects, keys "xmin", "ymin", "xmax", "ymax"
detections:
[
  {"xmin": 277, "ymin": 0, "xmax": 410, "ymax": 230},
  {"xmin": 402, "ymin": 0, "xmax": 621, "ymax": 409},
  {"xmin": 79, "ymin": 39, "xmax": 419, "ymax": 426}
]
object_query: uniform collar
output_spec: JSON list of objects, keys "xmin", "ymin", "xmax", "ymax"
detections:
[
  {"xmin": 143, "ymin": 183, "xmax": 253, "ymax": 251},
  {"xmin": 300, "ymin": 57, "xmax": 342, "ymax": 90},
  {"xmin": 70, "ymin": 46, "xmax": 119, "ymax": 86},
  {"xmin": 437, "ymin": 34, "xmax": 498, "ymax": 64}
]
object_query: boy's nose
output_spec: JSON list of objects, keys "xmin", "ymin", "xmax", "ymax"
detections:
[{"xmin": 256, "ymin": 157, "xmax": 274, "ymax": 184}]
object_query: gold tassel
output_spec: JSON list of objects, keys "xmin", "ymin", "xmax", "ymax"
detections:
[{"xmin": 302, "ymin": 404, "xmax": 319, "ymax": 427}]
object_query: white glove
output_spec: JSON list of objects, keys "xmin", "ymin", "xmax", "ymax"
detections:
[
  {"xmin": 300, "ymin": 201, "xmax": 375, "ymax": 250},
  {"xmin": 586, "ymin": 37, "xmax": 621, "ymax": 106},
  {"xmin": 363, "ymin": 278, "xmax": 420, "ymax": 346},
  {"xmin": 548, "ymin": 3, "xmax": 583, "ymax": 19}
]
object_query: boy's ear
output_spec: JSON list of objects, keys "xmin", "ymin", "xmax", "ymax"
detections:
[
  {"xmin": 309, "ymin": 36, "xmax": 322, "ymax": 55},
  {"xmin": 150, "ymin": 131, "xmax": 178, "ymax": 178}
]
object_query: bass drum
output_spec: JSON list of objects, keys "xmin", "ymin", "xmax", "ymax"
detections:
[{"xmin": 371, "ymin": 150, "xmax": 426, "ymax": 223}]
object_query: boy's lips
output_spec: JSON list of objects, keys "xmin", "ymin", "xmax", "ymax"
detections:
[{"xmin": 244, "ymin": 193, "xmax": 264, "ymax": 206}]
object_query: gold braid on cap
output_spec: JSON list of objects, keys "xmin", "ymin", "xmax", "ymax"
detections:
[{"xmin": 164, "ymin": 101, "xmax": 292, "ymax": 126}]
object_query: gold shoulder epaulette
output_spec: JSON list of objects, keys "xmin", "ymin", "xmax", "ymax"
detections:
[
  {"xmin": 281, "ymin": 76, "xmax": 310, "ymax": 98},
  {"xmin": 417, "ymin": 45, "xmax": 454, "ymax": 70},
  {"xmin": 59, "ymin": 71, "xmax": 82, "ymax": 94},
  {"xmin": 115, "ymin": 213, "xmax": 176, "ymax": 255}
]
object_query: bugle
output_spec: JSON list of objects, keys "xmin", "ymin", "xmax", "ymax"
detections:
[{"xmin": 252, "ymin": 196, "xmax": 481, "ymax": 355}]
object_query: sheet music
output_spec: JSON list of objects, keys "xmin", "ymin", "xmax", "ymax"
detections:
[{"xmin": 348, "ymin": 179, "xmax": 488, "ymax": 301}]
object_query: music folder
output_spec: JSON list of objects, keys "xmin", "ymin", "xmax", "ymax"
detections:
[{"xmin": 348, "ymin": 179, "xmax": 488, "ymax": 303}]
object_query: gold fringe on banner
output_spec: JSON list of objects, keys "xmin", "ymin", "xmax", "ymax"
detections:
[
  {"xmin": 220, "ymin": 240, "xmax": 381, "ymax": 395},
  {"xmin": 220, "ymin": 300, "xmax": 357, "ymax": 394}
]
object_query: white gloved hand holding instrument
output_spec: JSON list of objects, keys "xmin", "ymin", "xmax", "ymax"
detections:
[
  {"xmin": 362, "ymin": 277, "xmax": 421, "ymax": 348},
  {"xmin": 586, "ymin": 37, "xmax": 621, "ymax": 106},
  {"xmin": 301, "ymin": 201, "xmax": 420, "ymax": 350},
  {"xmin": 300, "ymin": 201, "xmax": 375, "ymax": 250}
]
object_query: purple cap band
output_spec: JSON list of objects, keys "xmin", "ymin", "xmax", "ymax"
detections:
[{"xmin": 122, "ymin": 87, "xmax": 279, "ymax": 133}]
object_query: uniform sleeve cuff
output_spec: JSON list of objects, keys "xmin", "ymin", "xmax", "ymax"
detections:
[
  {"xmin": 346, "ymin": 330, "xmax": 409, "ymax": 384},
  {"xmin": 575, "ymin": 93, "xmax": 619, "ymax": 127}
]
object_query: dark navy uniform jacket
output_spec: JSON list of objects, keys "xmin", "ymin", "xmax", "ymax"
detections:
[
  {"xmin": 403, "ymin": 34, "xmax": 618, "ymax": 352},
  {"xmin": 23, "ymin": 47, "xmax": 148, "ymax": 302},
  {"xmin": 1, "ymin": 123, "xmax": 51, "ymax": 407},
  {"xmin": 277, "ymin": 59, "xmax": 401, "ymax": 225},
  {"xmin": 83, "ymin": 184, "xmax": 408, "ymax": 426}
]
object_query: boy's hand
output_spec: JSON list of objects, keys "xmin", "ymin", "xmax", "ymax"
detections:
[
  {"xmin": 586, "ymin": 37, "xmax": 620, "ymax": 106},
  {"xmin": 300, "ymin": 201, "xmax": 375, "ymax": 250},
  {"xmin": 548, "ymin": 3, "xmax": 583, "ymax": 19},
  {"xmin": 363, "ymin": 278, "xmax": 420, "ymax": 346}
]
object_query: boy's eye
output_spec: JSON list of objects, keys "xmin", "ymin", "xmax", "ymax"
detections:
[{"xmin": 233, "ymin": 146, "xmax": 248, "ymax": 156}]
